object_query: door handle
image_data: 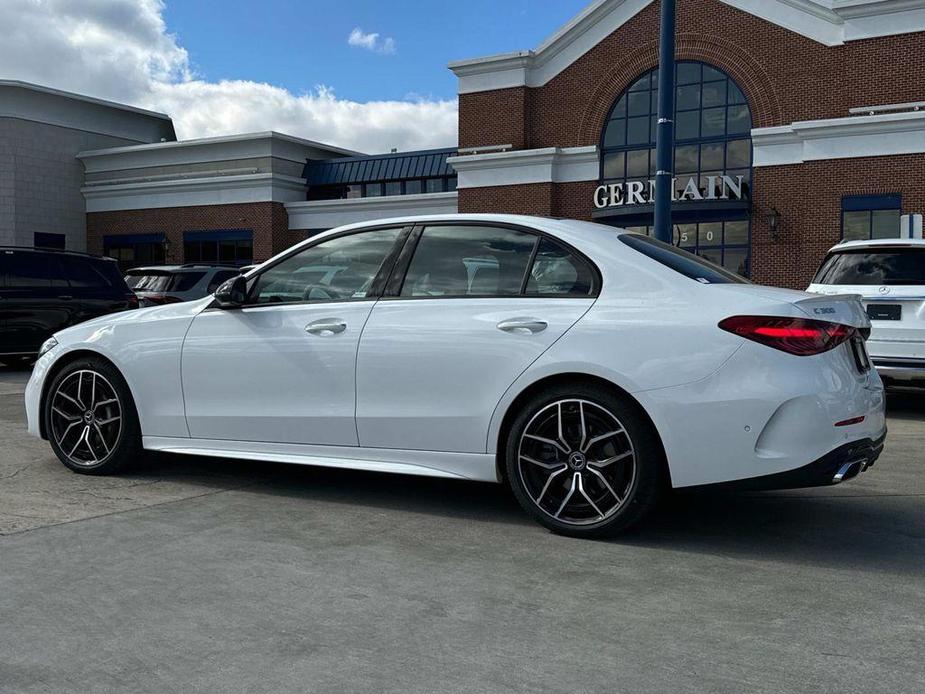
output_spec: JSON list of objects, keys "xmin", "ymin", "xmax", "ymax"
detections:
[
  {"xmin": 497, "ymin": 318, "xmax": 548, "ymax": 334},
  {"xmin": 305, "ymin": 319, "xmax": 347, "ymax": 336}
]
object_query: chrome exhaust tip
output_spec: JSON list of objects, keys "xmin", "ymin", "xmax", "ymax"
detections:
[{"xmin": 832, "ymin": 460, "xmax": 865, "ymax": 484}]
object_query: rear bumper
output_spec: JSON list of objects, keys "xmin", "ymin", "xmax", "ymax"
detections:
[{"xmin": 687, "ymin": 433, "xmax": 886, "ymax": 492}]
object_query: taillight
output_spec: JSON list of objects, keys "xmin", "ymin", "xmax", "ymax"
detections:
[
  {"xmin": 719, "ymin": 315, "xmax": 856, "ymax": 356},
  {"xmin": 127, "ymin": 293, "xmax": 139, "ymax": 309}
]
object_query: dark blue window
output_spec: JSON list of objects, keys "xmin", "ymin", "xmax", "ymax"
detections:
[
  {"xmin": 34, "ymin": 232, "xmax": 66, "ymax": 250},
  {"xmin": 842, "ymin": 195, "xmax": 902, "ymax": 241},
  {"xmin": 183, "ymin": 230, "xmax": 253, "ymax": 266},
  {"xmin": 103, "ymin": 233, "xmax": 166, "ymax": 270}
]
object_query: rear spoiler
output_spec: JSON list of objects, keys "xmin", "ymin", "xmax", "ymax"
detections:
[{"xmin": 792, "ymin": 293, "xmax": 869, "ymax": 329}]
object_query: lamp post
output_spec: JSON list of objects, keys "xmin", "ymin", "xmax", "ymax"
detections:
[{"xmin": 653, "ymin": 0, "xmax": 676, "ymax": 244}]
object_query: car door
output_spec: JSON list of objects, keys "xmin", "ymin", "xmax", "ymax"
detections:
[
  {"xmin": 58, "ymin": 255, "xmax": 130, "ymax": 324},
  {"xmin": 181, "ymin": 226, "xmax": 407, "ymax": 446},
  {"xmin": 356, "ymin": 224, "xmax": 599, "ymax": 453},
  {"xmin": 0, "ymin": 250, "xmax": 75, "ymax": 355}
]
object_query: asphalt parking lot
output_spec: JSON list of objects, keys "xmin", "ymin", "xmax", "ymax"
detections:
[{"xmin": 1, "ymin": 365, "xmax": 923, "ymax": 693}]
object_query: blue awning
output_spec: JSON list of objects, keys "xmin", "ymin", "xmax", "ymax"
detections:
[{"xmin": 303, "ymin": 147, "xmax": 457, "ymax": 186}]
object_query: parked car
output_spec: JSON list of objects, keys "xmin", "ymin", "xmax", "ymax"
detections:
[
  {"xmin": 0, "ymin": 247, "xmax": 137, "ymax": 365},
  {"xmin": 125, "ymin": 264, "xmax": 243, "ymax": 305},
  {"xmin": 26, "ymin": 215, "xmax": 886, "ymax": 537},
  {"xmin": 808, "ymin": 238, "xmax": 925, "ymax": 386}
]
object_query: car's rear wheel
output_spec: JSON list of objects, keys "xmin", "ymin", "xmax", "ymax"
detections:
[
  {"xmin": 44, "ymin": 358, "xmax": 142, "ymax": 475},
  {"xmin": 505, "ymin": 383, "xmax": 664, "ymax": 538}
]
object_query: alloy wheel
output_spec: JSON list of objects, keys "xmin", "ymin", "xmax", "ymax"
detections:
[
  {"xmin": 517, "ymin": 399, "xmax": 636, "ymax": 526},
  {"xmin": 49, "ymin": 370, "xmax": 123, "ymax": 467}
]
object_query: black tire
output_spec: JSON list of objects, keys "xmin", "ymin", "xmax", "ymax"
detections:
[
  {"xmin": 505, "ymin": 382, "xmax": 664, "ymax": 538},
  {"xmin": 44, "ymin": 357, "xmax": 142, "ymax": 475}
]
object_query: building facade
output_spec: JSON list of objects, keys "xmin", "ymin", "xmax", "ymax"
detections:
[
  {"xmin": 0, "ymin": 81, "xmax": 175, "ymax": 251},
  {"xmin": 449, "ymin": 0, "xmax": 925, "ymax": 287}
]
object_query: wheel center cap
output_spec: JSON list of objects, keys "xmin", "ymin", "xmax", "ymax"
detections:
[
  {"xmin": 83, "ymin": 411, "xmax": 94, "ymax": 424},
  {"xmin": 568, "ymin": 451, "xmax": 587, "ymax": 471}
]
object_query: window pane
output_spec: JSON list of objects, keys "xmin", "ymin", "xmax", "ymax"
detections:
[
  {"xmin": 526, "ymin": 238, "xmax": 595, "ymax": 297},
  {"xmin": 61, "ymin": 258, "xmax": 110, "ymax": 288},
  {"xmin": 676, "ymin": 83, "xmax": 700, "ymax": 110},
  {"xmin": 677, "ymin": 62, "xmax": 701, "ymax": 85},
  {"xmin": 345, "ymin": 185, "xmax": 362, "ymax": 199},
  {"xmin": 365, "ymin": 183, "xmax": 383, "ymax": 197},
  {"xmin": 843, "ymin": 211, "xmax": 871, "ymax": 241},
  {"xmin": 626, "ymin": 149, "xmax": 649, "ymax": 177},
  {"xmin": 701, "ymin": 107, "xmax": 726, "ymax": 137},
  {"xmin": 871, "ymin": 209, "xmax": 901, "ymax": 239},
  {"xmin": 724, "ymin": 220, "xmax": 749, "ymax": 245},
  {"xmin": 200, "ymin": 243, "xmax": 217, "ymax": 262},
  {"xmin": 700, "ymin": 142, "xmax": 723, "ymax": 170},
  {"xmin": 698, "ymin": 222, "xmax": 722, "ymax": 247},
  {"xmin": 252, "ymin": 228, "xmax": 401, "ymax": 304},
  {"xmin": 675, "ymin": 224, "xmax": 696, "ymax": 248},
  {"xmin": 236, "ymin": 241, "xmax": 253, "ymax": 263},
  {"xmin": 675, "ymin": 110, "xmax": 699, "ymax": 140},
  {"xmin": 425, "ymin": 178, "xmax": 443, "ymax": 193},
  {"xmin": 727, "ymin": 104, "xmax": 751, "ymax": 134},
  {"xmin": 602, "ymin": 151, "xmax": 625, "ymax": 179},
  {"xmin": 628, "ymin": 91, "xmax": 649, "ymax": 116},
  {"xmin": 674, "ymin": 145, "xmax": 698, "ymax": 173},
  {"xmin": 703, "ymin": 65, "xmax": 726, "ymax": 82},
  {"xmin": 405, "ymin": 179, "xmax": 422, "ymax": 195},
  {"xmin": 611, "ymin": 96, "xmax": 627, "ymax": 118},
  {"xmin": 4, "ymin": 252, "xmax": 62, "ymax": 288},
  {"xmin": 627, "ymin": 116, "xmax": 650, "ymax": 145},
  {"xmin": 218, "ymin": 241, "xmax": 236, "ymax": 262},
  {"xmin": 816, "ymin": 248, "xmax": 925, "ymax": 285},
  {"xmin": 385, "ymin": 181, "xmax": 402, "ymax": 196},
  {"xmin": 728, "ymin": 82, "xmax": 747, "ymax": 104},
  {"xmin": 701, "ymin": 80, "xmax": 726, "ymax": 108},
  {"xmin": 401, "ymin": 226, "xmax": 536, "ymax": 297},
  {"xmin": 726, "ymin": 139, "xmax": 751, "ymax": 168},
  {"xmin": 446, "ymin": 177, "xmax": 458, "ymax": 191},
  {"xmin": 620, "ymin": 234, "xmax": 748, "ymax": 284},
  {"xmin": 723, "ymin": 248, "xmax": 749, "ymax": 277},
  {"xmin": 603, "ymin": 120, "xmax": 626, "ymax": 148}
]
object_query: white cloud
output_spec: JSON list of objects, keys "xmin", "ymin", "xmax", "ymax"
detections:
[
  {"xmin": 0, "ymin": 0, "xmax": 455, "ymax": 152},
  {"xmin": 347, "ymin": 27, "xmax": 396, "ymax": 55}
]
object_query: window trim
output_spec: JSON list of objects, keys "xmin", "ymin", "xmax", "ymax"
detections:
[
  {"xmin": 210, "ymin": 224, "xmax": 413, "ymax": 310},
  {"xmin": 379, "ymin": 220, "xmax": 602, "ymax": 302}
]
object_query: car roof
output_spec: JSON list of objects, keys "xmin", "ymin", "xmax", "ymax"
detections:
[
  {"xmin": 126, "ymin": 265, "xmax": 237, "ymax": 273},
  {"xmin": 828, "ymin": 238, "xmax": 925, "ymax": 253}
]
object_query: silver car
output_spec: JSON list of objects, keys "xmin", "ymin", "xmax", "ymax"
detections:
[{"xmin": 125, "ymin": 265, "xmax": 243, "ymax": 305}]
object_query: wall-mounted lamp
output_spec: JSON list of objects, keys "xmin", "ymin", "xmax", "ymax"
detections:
[
  {"xmin": 161, "ymin": 236, "xmax": 172, "ymax": 261},
  {"xmin": 767, "ymin": 207, "xmax": 781, "ymax": 240}
]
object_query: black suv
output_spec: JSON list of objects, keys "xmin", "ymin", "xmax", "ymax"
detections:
[{"xmin": 0, "ymin": 248, "xmax": 138, "ymax": 364}]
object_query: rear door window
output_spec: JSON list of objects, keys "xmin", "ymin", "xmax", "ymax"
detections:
[
  {"xmin": 60, "ymin": 257, "xmax": 113, "ymax": 289},
  {"xmin": 400, "ymin": 225, "xmax": 536, "ymax": 297},
  {"xmin": 813, "ymin": 248, "xmax": 925, "ymax": 285},
  {"xmin": 525, "ymin": 238, "xmax": 597, "ymax": 297}
]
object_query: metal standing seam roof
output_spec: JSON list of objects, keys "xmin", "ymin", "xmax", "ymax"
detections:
[{"xmin": 303, "ymin": 147, "xmax": 458, "ymax": 186}]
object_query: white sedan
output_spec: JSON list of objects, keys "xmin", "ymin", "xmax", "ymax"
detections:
[{"xmin": 26, "ymin": 215, "xmax": 886, "ymax": 537}]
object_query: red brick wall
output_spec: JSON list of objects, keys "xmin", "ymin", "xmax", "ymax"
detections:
[
  {"xmin": 456, "ymin": 0, "xmax": 925, "ymax": 288},
  {"xmin": 751, "ymin": 154, "xmax": 925, "ymax": 288},
  {"xmin": 86, "ymin": 202, "xmax": 295, "ymax": 263}
]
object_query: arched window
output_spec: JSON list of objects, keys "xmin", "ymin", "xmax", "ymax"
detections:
[{"xmin": 600, "ymin": 61, "xmax": 753, "ymax": 276}]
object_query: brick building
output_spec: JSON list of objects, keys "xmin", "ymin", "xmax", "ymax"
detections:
[{"xmin": 447, "ymin": 0, "xmax": 925, "ymax": 288}]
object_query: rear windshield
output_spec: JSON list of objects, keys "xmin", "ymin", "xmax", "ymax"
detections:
[
  {"xmin": 619, "ymin": 234, "xmax": 748, "ymax": 284},
  {"xmin": 813, "ymin": 248, "xmax": 925, "ymax": 286},
  {"xmin": 126, "ymin": 271, "xmax": 206, "ymax": 292}
]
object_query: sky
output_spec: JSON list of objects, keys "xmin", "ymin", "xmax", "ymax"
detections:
[{"xmin": 1, "ymin": 0, "xmax": 590, "ymax": 153}]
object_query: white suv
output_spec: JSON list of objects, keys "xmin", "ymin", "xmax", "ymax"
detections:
[{"xmin": 808, "ymin": 239, "xmax": 925, "ymax": 384}]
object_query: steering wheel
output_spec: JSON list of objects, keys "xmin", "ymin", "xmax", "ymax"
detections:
[{"xmin": 301, "ymin": 284, "xmax": 343, "ymax": 301}]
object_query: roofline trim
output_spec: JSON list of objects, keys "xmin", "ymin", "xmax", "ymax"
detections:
[
  {"xmin": 448, "ymin": 0, "xmax": 925, "ymax": 93},
  {"xmin": 0, "ymin": 80, "xmax": 172, "ymax": 121}
]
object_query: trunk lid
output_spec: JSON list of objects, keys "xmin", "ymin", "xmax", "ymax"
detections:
[{"xmin": 712, "ymin": 284, "xmax": 870, "ymax": 329}]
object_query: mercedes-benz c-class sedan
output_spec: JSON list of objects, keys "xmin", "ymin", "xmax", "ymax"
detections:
[{"xmin": 26, "ymin": 215, "xmax": 886, "ymax": 537}]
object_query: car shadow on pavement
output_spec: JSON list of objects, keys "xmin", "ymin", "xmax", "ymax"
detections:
[{"xmin": 133, "ymin": 450, "xmax": 925, "ymax": 576}]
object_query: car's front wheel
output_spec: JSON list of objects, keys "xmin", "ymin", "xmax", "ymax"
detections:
[
  {"xmin": 44, "ymin": 357, "xmax": 142, "ymax": 475},
  {"xmin": 505, "ymin": 383, "xmax": 664, "ymax": 538}
]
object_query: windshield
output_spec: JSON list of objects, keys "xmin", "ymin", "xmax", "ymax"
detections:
[
  {"xmin": 619, "ymin": 234, "xmax": 749, "ymax": 284},
  {"xmin": 125, "ymin": 271, "xmax": 206, "ymax": 292},
  {"xmin": 813, "ymin": 248, "xmax": 925, "ymax": 286}
]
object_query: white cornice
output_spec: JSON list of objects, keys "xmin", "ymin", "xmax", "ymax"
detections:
[
  {"xmin": 448, "ymin": 146, "xmax": 599, "ymax": 188},
  {"xmin": 285, "ymin": 192, "xmax": 458, "ymax": 230},
  {"xmin": 78, "ymin": 131, "xmax": 359, "ymax": 173},
  {"xmin": 752, "ymin": 110, "xmax": 925, "ymax": 165},
  {"xmin": 449, "ymin": 0, "xmax": 925, "ymax": 93},
  {"xmin": 82, "ymin": 173, "xmax": 307, "ymax": 213}
]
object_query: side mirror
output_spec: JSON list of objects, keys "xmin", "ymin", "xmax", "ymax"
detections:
[{"xmin": 214, "ymin": 275, "xmax": 248, "ymax": 308}]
